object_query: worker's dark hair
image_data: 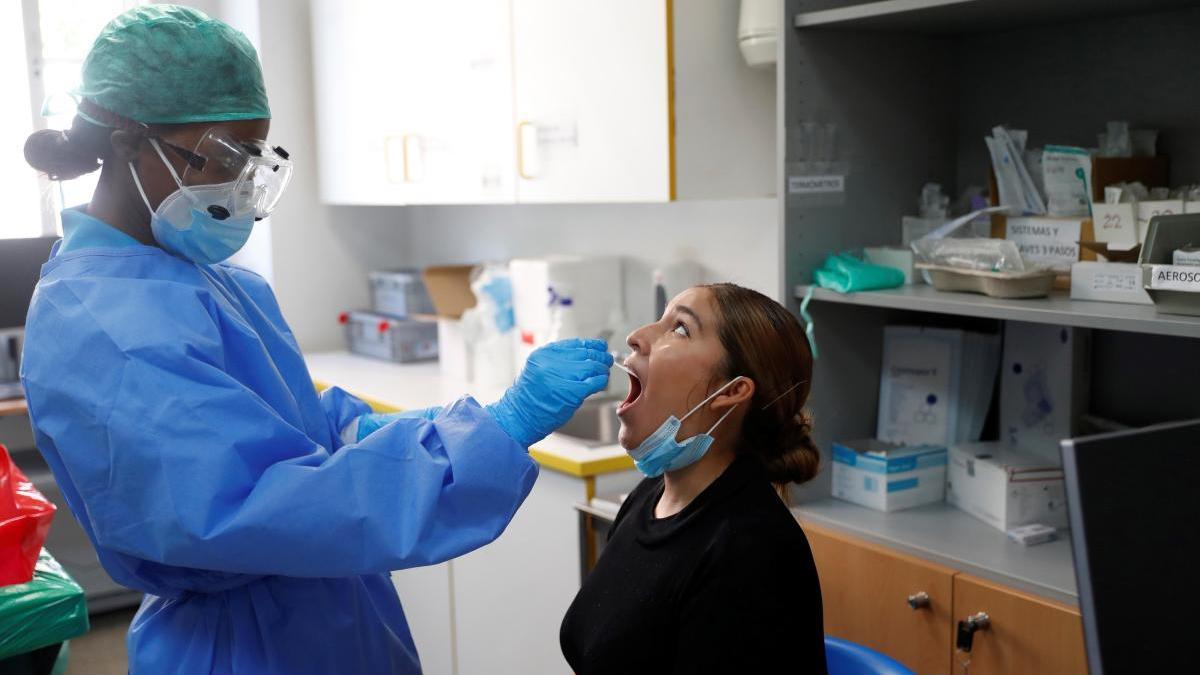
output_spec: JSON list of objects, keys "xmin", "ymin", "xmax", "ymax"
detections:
[
  {"xmin": 702, "ymin": 283, "xmax": 819, "ymax": 485},
  {"xmin": 24, "ymin": 115, "xmax": 113, "ymax": 181}
]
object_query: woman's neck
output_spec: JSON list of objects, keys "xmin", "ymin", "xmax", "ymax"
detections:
[
  {"xmin": 655, "ymin": 441, "xmax": 736, "ymax": 519},
  {"xmin": 86, "ymin": 166, "xmax": 156, "ymax": 246}
]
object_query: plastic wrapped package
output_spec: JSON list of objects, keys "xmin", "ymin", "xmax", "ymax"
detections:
[
  {"xmin": 812, "ymin": 253, "xmax": 905, "ymax": 293},
  {"xmin": 0, "ymin": 549, "xmax": 88, "ymax": 660},
  {"xmin": 0, "ymin": 446, "xmax": 55, "ymax": 587},
  {"xmin": 911, "ymin": 238, "xmax": 1030, "ymax": 274}
]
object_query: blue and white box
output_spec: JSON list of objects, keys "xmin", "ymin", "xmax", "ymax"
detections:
[{"xmin": 832, "ymin": 439, "xmax": 948, "ymax": 512}]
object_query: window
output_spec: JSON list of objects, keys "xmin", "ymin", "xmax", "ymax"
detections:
[{"xmin": 1, "ymin": 0, "xmax": 144, "ymax": 240}]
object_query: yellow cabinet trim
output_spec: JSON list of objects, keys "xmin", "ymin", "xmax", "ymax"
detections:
[{"xmin": 313, "ymin": 379, "xmax": 634, "ymax": 477}]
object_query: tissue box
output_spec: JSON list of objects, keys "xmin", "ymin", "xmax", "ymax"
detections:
[
  {"xmin": 999, "ymin": 323, "xmax": 1090, "ymax": 463},
  {"xmin": 947, "ymin": 443, "xmax": 1069, "ymax": 532},
  {"xmin": 832, "ymin": 440, "xmax": 947, "ymax": 512},
  {"xmin": 1069, "ymin": 262, "xmax": 1153, "ymax": 305}
]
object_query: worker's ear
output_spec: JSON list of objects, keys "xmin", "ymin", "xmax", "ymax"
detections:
[{"xmin": 109, "ymin": 129, "xmax": 144, "ymax": 163}]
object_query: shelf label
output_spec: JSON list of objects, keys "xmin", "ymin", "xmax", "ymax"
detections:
[
  {"xmin": 1090, "ymin": 203, "xmax": 1138, "ymax": 248},
  {"xmin": 1146, "ymin": 265, "xmax": 1200, "ymax": 292},
  {"xmin": 1136, "ymin": 200, "xmax": 1184, "ymax": 242},
  {"xmin": 788, "ymin": 174, "xmax": 844, "ymax": 195},
  {"xmin": 1005, "ymin": 217, "xmax": 1082, "ymax": 273}
]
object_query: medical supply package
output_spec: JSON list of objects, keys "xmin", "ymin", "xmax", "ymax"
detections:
[
  {"xmin": 0, "ymin": 548, "xmax": 88, "ymax": 660},
  {"xmin": 1069, "ymin": 262, "xmax": 1152, "ymax": 305},
  {"xmin": 999, "ymin": 323, "xmax": 1091, "ymax": 464},
  {"xmin": 1042, "ymin": 146, "xmax": 1093, "ymax": 217},
  {"xmin": 946, "ymin": 443, "xmax": 1068, "ymax": 532},
  {"xmin": 832, "ymin": 440, "xmax": 947, "ymax": 512},
  {"xmin": 877, "ymin": 326, "xmax": 1000, "ymax": 447}
]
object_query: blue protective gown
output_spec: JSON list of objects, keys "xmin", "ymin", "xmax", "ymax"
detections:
[{"xmin": 21, "ymin": 208, "xmax": 539, "ymax": 674}]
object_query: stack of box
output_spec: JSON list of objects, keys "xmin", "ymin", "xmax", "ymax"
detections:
[{"xmin": 342, "ymin": 269, "xmax": 439, "ymax": 364}]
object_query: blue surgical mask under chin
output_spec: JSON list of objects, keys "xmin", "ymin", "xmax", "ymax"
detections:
[
  {"xmin": 628, "ymin": 377, "xmax": 744, "ymax": 478},
  {"xmin": 129, "ymin": 139, "xmax": 255, "ymax": 265}
]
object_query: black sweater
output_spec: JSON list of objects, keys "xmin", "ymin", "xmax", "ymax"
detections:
[{"xmin": 560, "ymin": 456, "xmax": 827, "ymax": 674}]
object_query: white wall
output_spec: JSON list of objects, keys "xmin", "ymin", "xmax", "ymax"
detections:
[
  {"xmin": 256, "ymin": 0, "xmax": 411, "ymax": 350},
  {"xmin": 254, "ymin": 0, "xmax": 779, "ymax": 350}
]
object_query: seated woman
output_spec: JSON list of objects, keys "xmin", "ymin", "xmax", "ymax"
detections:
[{"xmin": 560, "ymin": 283, "xmax": 826, "ymax": 674}]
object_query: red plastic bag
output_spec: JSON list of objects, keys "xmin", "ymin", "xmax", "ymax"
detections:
[{"xmin": 0, "ymin": 444, "xmax": 55, "ymax": 587}]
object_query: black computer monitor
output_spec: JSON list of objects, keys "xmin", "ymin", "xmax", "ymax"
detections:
[
  {"xmin": 1061, "ymin": 419, "xmax": 1200, "ymax": 674},
  {"xmin": 0, "ymin": 236, "xmax": 57, "ymax": 329}
]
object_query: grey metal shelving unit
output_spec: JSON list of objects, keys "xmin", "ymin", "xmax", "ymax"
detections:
[{"xmin": 782, "ymin": 0, "xmax": 1200, "ymax": 599}]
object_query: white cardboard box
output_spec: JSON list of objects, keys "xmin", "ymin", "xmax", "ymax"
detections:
[
  {"xmin": 1137, "ymin": 200, "xmax": 1185, "ymax": 244},
  {"xmin": 1089, "ymin": 202, "xmax": 1139, "ymax": 250},
  {"xmin": 947, "ymin": 443, "xmax": 1069, "ymax": 532},
  {"xmin": 1000, "ymin": 322, "xmax": 1090, "ymax": 464},
  {"xmin": 832, "ymin": 440, "xmax": 947, "ymax": 512},
  {"xmin": 436, "ymin": 317, "xmax": 471, "ymax": 382},
  {"xmin": 1069, "ymin": 261, "xmax": 1153, "ymax": 305}
]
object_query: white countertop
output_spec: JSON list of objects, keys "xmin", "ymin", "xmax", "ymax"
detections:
[
  {"xmin": 794, "ymin": 499, "xmax": 1078, "ymax": 606},
  {"xmin": 305, "ymin": 351, "xmax": 635, "ymax": 477}
]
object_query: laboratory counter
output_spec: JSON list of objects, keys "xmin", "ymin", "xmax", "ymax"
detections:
[{"xmin": 305, "ymin": 350, "xmax": 635, "ymax": 478}]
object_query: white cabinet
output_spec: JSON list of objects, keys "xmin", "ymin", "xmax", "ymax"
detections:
[
  {"xmin": 391, "ymin": 563, "xmax": 456, "ymax": 675},
  {"xmin": 311, "ymin": 0, "xmax": 516, "ymax": 205},
  {"xmin": 451, "ymin": 468, "xmax": 581, "ymax": 675},
  {"xmin": 311, "ymin": 0, "xmax": 673, "ymax": 205},
  {"xmin": 511, "ymin": 0, "xmax": 672, "ymax": 203}
]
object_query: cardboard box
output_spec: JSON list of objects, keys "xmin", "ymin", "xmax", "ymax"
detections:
[
  {"xmin": 947, "ymin": 443, "xmax": 1069, "ymax": 532},
  {"xmin": 1137, "ymin": 200, "xmax": 1184, "ymax": 244},
  {"xmin": 422, "ymin": 265, "xmax": 478, "ymax": 320},
  {"xmin": 832, "ymin": 440, "xmax": 947, "ymax": 512},
  {"xmin": 422, "ymin": 265, "xmax": 478, "ymax": 380},
  {"xmin": 1000, "ymin": 323, "xmax": 1091, "ymax": 464},
  {"xmin": 1069, "ymin": 261, "xmax": 1153, "ymax": 305}
]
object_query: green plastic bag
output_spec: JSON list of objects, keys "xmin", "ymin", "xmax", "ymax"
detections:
[
  {"xmin": 0, "ymin": 549, "xmax": 89, "ymax": 660},
  {"xmin": 813, "ymin": 253, "xmax": 905, "ymax": 293}
]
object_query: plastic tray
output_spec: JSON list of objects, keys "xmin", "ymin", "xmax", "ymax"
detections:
[
  {"xmin": 915, "ymin": 264, "xmax": 1056, "ymax": 299},
  {"xmin": 1139, "ymin": 214, "xmax": 1200, "ymax": 316}
]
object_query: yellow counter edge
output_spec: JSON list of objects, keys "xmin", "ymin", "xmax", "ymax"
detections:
[{"xmin": 313, "ymin": 380, "xmax": 634, "ymax": 478}]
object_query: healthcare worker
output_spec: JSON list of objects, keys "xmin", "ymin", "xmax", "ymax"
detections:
[{"xmin": 19, "ymin": 6, "xmax": 611, "ymax": 674}]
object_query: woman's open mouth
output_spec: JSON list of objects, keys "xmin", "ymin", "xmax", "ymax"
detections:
[{"xmin": 617, "ymin": 367, "xmax": 643, "ymax": 416}]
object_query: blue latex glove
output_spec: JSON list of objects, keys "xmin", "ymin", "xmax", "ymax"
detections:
[
  {"xmin": 487, "ymin": 338, "xmax": 613, "ymax": 447},
  {"xmin": 353, "ymin": 408, "xmax": 443, "ymax": 442}
]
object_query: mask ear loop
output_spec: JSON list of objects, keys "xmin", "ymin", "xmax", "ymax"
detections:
[
  {"xmin": 128, "ymin": 137, "xmax": 197, "ymax": 217},
  {"xmin": 681, "ymin": 376, "xmax": 747, "ymax": 428},
  {"xmin": 761, "ymin": 380, "xmax": 808, "ymax": 411}
]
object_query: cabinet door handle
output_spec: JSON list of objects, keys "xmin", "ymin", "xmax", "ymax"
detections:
[
  {"xmin": 402, "ymin": 134, "xmax": 423, "ymax": 183},
  {"xmin": 517, "ymin": 121, "xmax": 539, "ymax": 180},
  {"xmin": 906, "ymin": 591, "xmax": 931, "ymax": 610}
]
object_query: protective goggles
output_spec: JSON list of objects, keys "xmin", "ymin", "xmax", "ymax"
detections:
[{"xmin": 158, "ymin": 128, "xmax": 293, "ymax": 220}]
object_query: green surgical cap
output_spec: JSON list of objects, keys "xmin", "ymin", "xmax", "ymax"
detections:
[{"xmin": 76, "ymin": 4, "xmax": 269, "ymax": 126}]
